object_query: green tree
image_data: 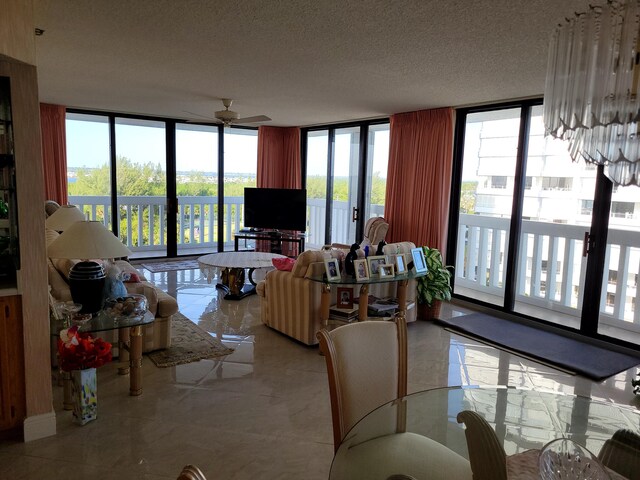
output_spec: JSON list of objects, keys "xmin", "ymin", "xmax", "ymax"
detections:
[{"xmin": 460, "ymin": 181, "xmax": 477, "ymax": 214}]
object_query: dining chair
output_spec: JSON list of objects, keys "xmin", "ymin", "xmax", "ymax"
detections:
[
  {"xmin": 317, "ymin": 316, "xmax": 408, "ymax": 452},
  {"xmin": 177, "ymin": 464, "xmax": 207, "ymax": 480}
]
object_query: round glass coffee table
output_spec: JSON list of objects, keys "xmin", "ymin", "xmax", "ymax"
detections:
[{"xmin": 198, "ymin": 251, "xmax": 286, "ymax": 300}]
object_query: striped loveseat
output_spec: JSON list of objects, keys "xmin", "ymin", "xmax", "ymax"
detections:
[{"xmin": 256, "ymin": 242, "xmax": 417, "ymax": 345}]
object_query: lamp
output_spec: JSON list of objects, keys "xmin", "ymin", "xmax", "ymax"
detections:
[
  {"xmin": 543, "ymin": 0, "xmax": 640, "ymax": 186},
  {"xmin": 47, "ymin": 221, "xmax": 132, "ymax": 314},
  {"xmin": 45, "ymin": 204, "xmax": 85, "ymax": 232}
]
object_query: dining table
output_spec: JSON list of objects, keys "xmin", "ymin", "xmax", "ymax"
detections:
[{"xmin": 330, "ymin": 385, "xmax": 640, "ymax": 480}]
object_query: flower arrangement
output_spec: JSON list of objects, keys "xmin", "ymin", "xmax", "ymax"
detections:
[{"xmin": 57, "ymin": 326, "xmax": 112, "ymax": 372}]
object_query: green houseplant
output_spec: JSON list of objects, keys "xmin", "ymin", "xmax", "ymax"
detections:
[{"xmin": 416, "ymin": 246, "xmax": 453, "ymax": 320}]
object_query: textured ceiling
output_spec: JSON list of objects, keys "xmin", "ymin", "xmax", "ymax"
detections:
[{"xmin": 33, "ymin": 0, "xmax": 591, "ymax": 127}]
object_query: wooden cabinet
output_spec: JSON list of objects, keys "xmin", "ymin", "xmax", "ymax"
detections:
[{"xmin": 0, "ymin": 295, "xmax": 24, "ymax": 437}]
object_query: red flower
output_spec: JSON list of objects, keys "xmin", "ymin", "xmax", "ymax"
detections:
[{"xmin": 57, "ymin": 327, "xmax": 112, "ymax": 372}]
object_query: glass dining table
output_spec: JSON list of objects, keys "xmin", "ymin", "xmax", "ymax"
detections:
[{"xmin": 330, "ymin": 386, "xmax": 640, "ymax": 480}]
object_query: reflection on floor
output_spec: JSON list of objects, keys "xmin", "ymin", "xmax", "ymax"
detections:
[{"xmin": 1, "ymin": 267, "xmax": 639, "ymax": 479}]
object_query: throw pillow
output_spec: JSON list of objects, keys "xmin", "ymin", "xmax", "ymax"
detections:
[{"xmin": 272, "ymin": 257, "xmax": 295, "ymax": 272}]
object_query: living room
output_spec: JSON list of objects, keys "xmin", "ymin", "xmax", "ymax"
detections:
[{"xmin": 2, "ymin": 1, "xmax": 640, "ymax": 479}]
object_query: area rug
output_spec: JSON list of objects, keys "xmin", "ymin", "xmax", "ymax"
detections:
[
  {"xmin": 141, "ymin": 259, "xmax": 200, "ymax": 273},
  {"xmin": 438, "ymin": 313, "xmax": 640, "ymax": 381},
  {"xmin": 147, "ymin": 312, "xmax": 234, "ymax": 367}
]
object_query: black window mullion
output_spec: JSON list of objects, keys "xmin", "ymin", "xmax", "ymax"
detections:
[
  {"xmin": 446, "ymin": 110, "xmax": 468, "ymax": 271},
  {"xmin": 355, "ymin": 125, "xmax": 369, "ymax": 242},
  {"xmin": 503, "ymin": 104, "xmax": 533, "ymax": 310},
  {"xmin": 217, "ymin": 125, "xmax": 225, "ymax": 252},
  {"xmin": 325, "ymin": 130, "xmax": 335, "ymax": 245},
  {"xmin": 165, "ymin": 121, "xmax": 177, "ymax": 258},
  {"xmin": 108, "ymin": 115, "xmax": 118, "ymax": 236},
  {"xmin": 581, "ymin": 165, "xmax": 612, "ymax": 335}
]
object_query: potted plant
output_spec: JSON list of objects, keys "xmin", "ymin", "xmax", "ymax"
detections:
[{"xmin": 416, "ymin": 246, "xmax": 453, "ymax": 320}]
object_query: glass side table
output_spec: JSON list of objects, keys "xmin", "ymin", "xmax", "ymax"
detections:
[
  {"xmin": 51, "ymin": 309, "xmax": 155, "ymax": 404},
  {"xmin": 308, "ymin": 268, "xmax": 427, "ymax": 326}
]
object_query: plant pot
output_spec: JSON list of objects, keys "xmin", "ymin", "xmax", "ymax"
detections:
[
  {"xmin": 70, "ymin": 367, "xmax": 97, "ymax": 425},
  {"xmin": 417, "ymin": 301, "xmax": 442, "ymax": 321}
]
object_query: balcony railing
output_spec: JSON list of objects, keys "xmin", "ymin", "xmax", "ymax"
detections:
[
  {"xmin": 456, "ymin": 213, "xmax": 640, "ymax": 338},
  {"xmin": 69, "ymin": 195, "xmax": 384, "ymax": 254}
]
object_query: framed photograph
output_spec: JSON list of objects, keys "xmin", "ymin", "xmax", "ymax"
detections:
[
  {"xmin": 354, "ymin": 259, "xmax": 369, "ymax": 281},
  {"xmin": 379, "ymin": 264, "xmax": 395, "ymax": 278},
  {"xmin": 394, "ymin": 254, "xmax": 407, "ymax": 275},
  {"xmin": 324, "ymin": 258, "xmax": 341, "ymax": 281},
  {"xmin": 367, "ymin": 255, "xmax": 387, "ymax": 277},
  {"xmin": 337, "ymin": 287, "xmax": 354, "ymax": 309},
  {"xmin": 411, "ymin": 247, "xmax": 428, "ymax": 273}
]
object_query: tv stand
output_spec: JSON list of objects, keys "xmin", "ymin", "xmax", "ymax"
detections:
[{"xmin": 234, "ymin": 230, "xmax": 306, "ymax": 256}]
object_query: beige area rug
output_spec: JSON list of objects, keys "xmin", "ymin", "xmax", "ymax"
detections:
[
  {"xmin": 141, "ymin": 259, "xmax": 200, "ymax": 273},
  {"xmin": 147, "ymin": 312, "xmax": 234, "ymax": 367}
]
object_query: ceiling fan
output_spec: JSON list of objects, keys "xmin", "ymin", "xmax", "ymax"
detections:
[{"xmin": 186, "ymin": 99, "xmax": 271, "ymax": 127}]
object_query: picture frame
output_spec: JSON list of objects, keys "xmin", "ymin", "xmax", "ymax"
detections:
[
  {"xmin": 379, "ymin": 264, "xmax": 395, "ymax": 278},
  {"xmin": 367, "ymin": 255, "xmax": 387, "ymax": 277},
  {"xmin": 393, "ymin": 253, "xmax": 407, "ymax": 275},
  {"xmin": 324, "ymin": 258, "xmax": 341, "ymax": 281},
  {"xmin": 354, "ymin": 259, "xmax": 369, "ymax": 281},
  {"xmin": 336, "ymin": 287, "xmax": 354, "ymax": 309},
  {"xmin": 411, "ymin": 247, "xmax": 428, "ymax": 273}
]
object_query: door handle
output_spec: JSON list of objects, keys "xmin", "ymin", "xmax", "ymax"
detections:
[
  {"xmin": 582, "ymin": 231, "xmax": 591, "ymax": 257},
  {"xmin": 352, "ymin": 207, "xmax": 359, "ymax": 222}
]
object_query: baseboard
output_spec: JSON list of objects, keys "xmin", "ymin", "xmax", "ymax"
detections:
[{"xmin": 23, "ymin": 410, "xmax": 56, "ymax": 442}]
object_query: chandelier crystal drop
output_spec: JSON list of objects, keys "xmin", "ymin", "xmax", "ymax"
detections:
[{"xmin": 543, "ymin": 0, "xmax": 640, "ymax": 186}]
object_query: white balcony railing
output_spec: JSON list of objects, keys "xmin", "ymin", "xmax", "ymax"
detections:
[
  {"xmin": 457, "ymin": 213, "xmax": 640, "ymax": 337},
  {"xmin": 69, "ymin": 195, "xmax": 384, "ymax": 254}
]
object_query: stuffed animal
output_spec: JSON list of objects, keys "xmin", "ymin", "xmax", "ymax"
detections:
[{"xmin": 103, "ymin": 261, "xmax": 127, "ymax": 301}]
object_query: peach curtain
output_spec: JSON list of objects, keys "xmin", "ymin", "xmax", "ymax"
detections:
[
  {"xmin": 257, "ymin": 126, "xmax": 301, "ymax": 189},
  {"xmin": 384, "ymin": 107, "xmax": 454, "ymax": 254},
  {"xmin": 40, "ymin": 103, "xmax": 68, "ymax": 205},
  {"xmin": 256, "ymin": 126, "xmax": 302, "ymax": 256}
]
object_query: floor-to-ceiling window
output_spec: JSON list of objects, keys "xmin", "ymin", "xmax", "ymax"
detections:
[
  {"xmin": 175, "ymin": 123, "xmax": 219, "ymax": 255},
  {"xmin": 222, "ymin": 127, "xmax": 257, "ymax": 250},
  {"xmin": 450, "ymin": 100, "xmax": 640, "ymax": 347},
  {"xmin": 66, "ymin": 110, "xmax": 259, "ymax": 258},
  {"xmin": 304, "ymin": 121, "xmax": 389, "ymax": 248},
  {"xmin": 115, "ymin": 118, "xmax": 167, "ymax": 257},
  {"xmin": 65, "ymin": 113, "xmax": 111, "ymax": 226}
]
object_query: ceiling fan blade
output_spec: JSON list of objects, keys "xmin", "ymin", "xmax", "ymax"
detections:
[
  {"xmin": 183, "ymin": 110, "xmax": 220, "ymax": 121},
  {"xmin": 234, "ymin": 115, "xmax": 271, "ymax": 124},
  {"xmin": 185, "ymin": 119, "xmax": 222, "ymax": 125}
]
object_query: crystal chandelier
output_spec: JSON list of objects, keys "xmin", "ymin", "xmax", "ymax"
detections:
[{"xmin": 543, "ymin": 0, "xmax": 640, "ymax": 186}]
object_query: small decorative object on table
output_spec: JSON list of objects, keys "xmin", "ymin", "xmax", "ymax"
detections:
[
  {"xmin": 102, "ymin": 261, "xmax": 127, "ymax": 300},
  {"xmin": 344, "ymin": 243, "xmax": 359, "ymax": 277},
  {"xmin": 539, "ymin": 438, "xmax": 611, "ymax": 480},
  {"xmin": 58, "ymin": 326, "xmax": 112, "ymax": 425},
  {"xmin": 104, "ymin": 294, "xmax": 147, "ymax": 322}
]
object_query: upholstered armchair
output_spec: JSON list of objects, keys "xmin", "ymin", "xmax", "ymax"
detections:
[{"xmin": 256, "ymin": 241, "xmax": 417, "ymax": 346}]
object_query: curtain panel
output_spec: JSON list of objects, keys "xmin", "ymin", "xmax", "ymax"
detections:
[
  {"xmin": 256, "ymin": 126, "xmax": 302, "ymax": 256},
  {"xmin": 40, "ymin": 103, "xmax": 68, "ymax": 205},
  {"xmin": 385, "ymin": 107, "xmax": 454, "ymax": 255},
  {"xmin": 257, "ymin": 126, "xmax": 301, "ymax": 189}
]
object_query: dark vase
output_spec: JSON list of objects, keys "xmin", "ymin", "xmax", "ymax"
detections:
[{"xmin": 344, "ymin": 243, "xmax": 359, "ymax": 277}]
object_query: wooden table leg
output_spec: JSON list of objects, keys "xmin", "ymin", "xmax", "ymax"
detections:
[
  {"xmin": 129, "ymin": 325, "xmax": 143, "ymax": 396},
  {"xmin": 358, "ymin": 284, "xmax": 369, "ymax": 321},
  {"xmin": 320, "ymin": 283, "xmax": 331, "ymax": 328},
  {"xmin": 396, "ymin": 279, "xmax": 408, "ymax": 321},
  {"xmin": 118, "ymin": 326, "xmax": 130, "ymax": 375}
]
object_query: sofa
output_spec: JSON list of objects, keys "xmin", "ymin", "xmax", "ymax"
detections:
[
  {"xmin": 256, "ymin": 241, "xmax": 417, "ymax": 346},
  {"xmin": 46, "ymin": 228, "xmax": 178, "ymax": 352}
]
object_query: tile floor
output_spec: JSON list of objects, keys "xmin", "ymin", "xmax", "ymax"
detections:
[{"xmin": 1, "ymin": 266, "xmax": 639, "ymax": 479}]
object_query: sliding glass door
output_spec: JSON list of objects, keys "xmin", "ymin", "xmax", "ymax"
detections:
[
  {"xmin": 304, "ymin": 122, "xmax": 389, "ymax": 249},
  {"xmin": 175, "ymin": 123, "xmax": 218, "ymax": 255},
  {"xmin": 451, "ymin": 100, "xmax": 638, "ymax": 346},
  {"xmin": 115, "ymin": 118, "xmax": 167, "ymax": 257}
]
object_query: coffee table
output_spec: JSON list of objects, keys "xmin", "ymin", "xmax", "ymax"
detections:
[
  {"xmin": 198, "ymin": 251, "xmax": 286, "ymax": 300},
  {"xmin": 51, "ymin": 309, "xmax": 155, "ymax": 405}
]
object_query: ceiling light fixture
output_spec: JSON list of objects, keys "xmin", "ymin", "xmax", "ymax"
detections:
[{"xmin": 543, "ymin": 0, "xmax": 640, "ymax": 186}]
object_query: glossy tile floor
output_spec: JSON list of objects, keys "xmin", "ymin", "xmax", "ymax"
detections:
[{"xmin": 2, "ymin": 266, "xmax": 640, "ymax": 479}]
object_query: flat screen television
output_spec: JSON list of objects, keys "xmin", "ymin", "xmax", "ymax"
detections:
[{"xmin": 244, "ymin": 187, "xmax": 307, "ymax": 232}]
